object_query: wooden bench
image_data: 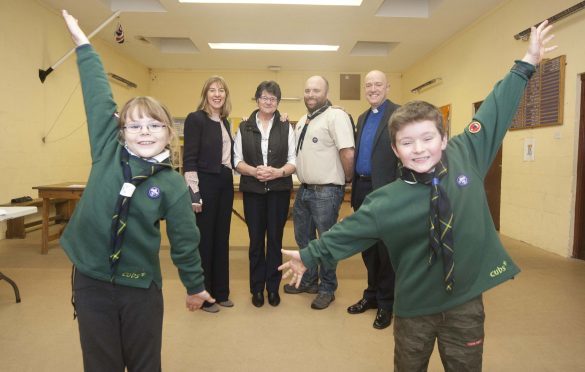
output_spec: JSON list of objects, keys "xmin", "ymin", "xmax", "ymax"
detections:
[{"xmin": 0, "ymin": 198, "xmax": 71, "ymax": 239}]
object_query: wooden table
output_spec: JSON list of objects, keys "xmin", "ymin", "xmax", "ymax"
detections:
[
  {"xmin": 0, "ymin": 206, "xmax": 38, "ymax": 302},
  {"xmin": 33, "ymin": 182, "xmax": 85, "ymax": 254}
]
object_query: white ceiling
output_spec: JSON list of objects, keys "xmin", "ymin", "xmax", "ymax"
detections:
[{"xmin": 37, "ymin": 0, "xmax": 509, "ymax": 72}]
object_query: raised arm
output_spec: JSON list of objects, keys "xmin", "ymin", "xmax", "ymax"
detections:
[
  {"xmin": 521, "ymin": 20, "xmax": 556, "ymax": 66},
  {"xmin": 62, "ymin": 10, "xmax": 89, "ymax": 46},
  {"xmin": 62, "ymin": 10, "xmax": 118, "ymax": 161},
  {"xmin": 458, "ymin": 20, "xmax": 556, "ymax": 175}
]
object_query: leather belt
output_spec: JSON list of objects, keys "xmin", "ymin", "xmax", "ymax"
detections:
[
  {"xmin": 302, "ymin": 183, "xmax": 343, "ymax": 192},
  {"xmin": 357, "ymin": 175, "xmax": 372, "ymax": 181}
]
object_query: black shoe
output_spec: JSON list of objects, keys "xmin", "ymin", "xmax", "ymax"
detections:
[
  {"xmin": 373, "ymin": 308, "xmax": 392, "ymax": 329},
  {"xmin": 251, "ymin": 292, "xmax": 264, "ymax": 307},
  {"xmin": 268, "ymin": 292, "xmax": 280, "ymax": 307},
  {"xmin": 347, "ymin": 298, "xmax": 377, "ymax": 314}
]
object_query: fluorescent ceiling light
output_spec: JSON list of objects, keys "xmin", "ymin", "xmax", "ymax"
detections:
[
  {"xmin": 208, "ymin": 43, "xmax": 339, "ymax": 51},
  {"xmin": 179, "ymin": 1, "xmax": 362, "ymax": 5}
]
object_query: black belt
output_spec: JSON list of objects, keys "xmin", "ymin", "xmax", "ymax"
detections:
[
  {"xmin": 302, "ymin": 183, "xmax": 343, "ymax": 191},
  {"xmin": 356, "ymin": 175, "xmax": 372, "ymax": 181}
]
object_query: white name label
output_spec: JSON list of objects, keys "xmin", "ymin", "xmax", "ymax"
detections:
[{"xmin": 119, "ymin": 183, "xmax": 136, "ymax": 197}]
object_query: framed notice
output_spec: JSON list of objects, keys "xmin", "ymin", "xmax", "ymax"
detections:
[
  {"xmin": 510, "ymin": 55, "xmax": 565, "ymax": 130},
  {"xmin": 439, "ymin": 104, "xmax": 451, "ymax": 139},
  {"xmin": 173, "ymin": 117, "xmax": 185, "ymax": 138}
]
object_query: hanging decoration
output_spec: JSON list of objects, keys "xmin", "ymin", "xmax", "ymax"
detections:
[{"xmin": 115, "ymin": 22, "xmax": 125, "ymax": 44}]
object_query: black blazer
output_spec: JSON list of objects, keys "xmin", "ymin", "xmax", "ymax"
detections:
[
  {"xmin": 183, "ymin": 110, "xmax": 233, "ymax": 174},
  {"xmin": 351, "ymin": 99, "xmax": 400, "ymax": 207}
]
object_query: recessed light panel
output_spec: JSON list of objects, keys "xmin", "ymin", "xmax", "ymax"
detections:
[
  {"xmin": 179, "ymin": 1, "xmax": 362, "ymax": 5},
  {"xmin": 208, "ymin": 43, "xmax": 339, "ymax": 51}
]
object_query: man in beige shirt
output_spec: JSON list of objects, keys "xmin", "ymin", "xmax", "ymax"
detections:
[{"xmin": 284, "ymin": 76, "xmax": 354, "ymax": 310}]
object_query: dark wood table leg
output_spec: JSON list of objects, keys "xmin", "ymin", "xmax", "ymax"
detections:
[{"xmin": 41, "ymin": 197, "xmax": 49, "ymax": 254}]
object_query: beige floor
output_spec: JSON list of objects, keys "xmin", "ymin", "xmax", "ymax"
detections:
[{"xmin": 1, "ymin": 203, "xmax": 585, "ymax": 372}]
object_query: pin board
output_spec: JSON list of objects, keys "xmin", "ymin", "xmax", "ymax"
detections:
[{"xmin": 510, "ymin": 55, "xmax": 565, "ymax": 130}]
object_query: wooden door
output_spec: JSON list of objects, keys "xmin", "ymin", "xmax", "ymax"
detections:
[
  {"xmin": 573, "ymin": 74, "xmax": 585, "ymax": 260},
  {"xmin": 484, "ymin": 148, "xmax": 503, "ymax": 230},
  {"xmin": 474, "ymin": 101, "xmax": 502, "ymax": 230}
]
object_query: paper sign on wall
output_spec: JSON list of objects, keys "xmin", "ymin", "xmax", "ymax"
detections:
[{"xmin": 524, "ymin": 138, "xmax": 535, "ymax": 161}]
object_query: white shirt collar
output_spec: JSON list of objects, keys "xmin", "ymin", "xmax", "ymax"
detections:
[{"xmin": 125, "ymin": 145, "xmax": 170, "ymax": 163}]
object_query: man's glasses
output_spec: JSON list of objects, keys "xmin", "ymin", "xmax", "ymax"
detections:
[
  {"xmin": 123, "ymin": 121, "xmax": 167, "ymax": 133},
  {"xmin": 259, "ymin": 96, "xmax": 278, "ymax": 103}
]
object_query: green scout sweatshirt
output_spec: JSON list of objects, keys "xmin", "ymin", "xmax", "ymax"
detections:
[
  {"xmin": 301, "ymin": 61, "xmax": 535, "ymax": 317},
  {"xmin": 60, "ymin": 44, "xmax": 205, "ymax": 295}
]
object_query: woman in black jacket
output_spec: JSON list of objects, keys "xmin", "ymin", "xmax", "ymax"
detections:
[
  {"xmin": 233, "ymin": 81, "xmax": 296, "ymax": 307},
  {"xmin": 183, "ymin": 76, "xmax": 234, "ymax": 313}
]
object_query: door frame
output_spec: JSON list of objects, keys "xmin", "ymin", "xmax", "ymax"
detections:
[{"xmin": 572, "ymin": 74, "xmax": 585, "ymax": 259}]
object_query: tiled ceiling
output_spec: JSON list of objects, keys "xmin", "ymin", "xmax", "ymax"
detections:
[{"xmin": 38, "ymin": 0, "xmax": 509, "ymax": 71}]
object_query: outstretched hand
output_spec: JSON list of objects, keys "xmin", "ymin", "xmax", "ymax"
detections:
[
  {"xmin": 186, "ymin": 290, "xmax": 215, "ymax": 312},
  {"xmin": 278, "ymin": 249, "xmax": 307, "ymax": 288},
  {"xmin": 522, "ymin": 20, "xmax": 557, "ymax": 66},
  {"xmin": 62, "ymin": 10, "xmax": 90, "ymax": 46}
]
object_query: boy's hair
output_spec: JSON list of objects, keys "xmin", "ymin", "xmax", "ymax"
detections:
[
  {"xmin": 389, "ymin": 101, "xmax": 444, "ymax": 145},
  {"xmin": 118, "ymin": 96, "xmax": 180, "ymax": 168},
  {"xmin": 197, "ymin": 75, "xmax": 232, "ymax": 118},
  {"xmin": 254, "ymin": 80, "xmax": 282, "ymax": 102}
]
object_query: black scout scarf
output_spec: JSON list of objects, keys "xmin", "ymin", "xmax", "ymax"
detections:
[
  {"xmin": 399, "ymin": 155, "xmax": 455, "ymax": 292},
  {"xmin": 109, "ymin": 147, "xmax": 171, "ymax": 281},
  {"xmin": 295, "ymin": 101, "xmax": 331, "ymax": 155}
]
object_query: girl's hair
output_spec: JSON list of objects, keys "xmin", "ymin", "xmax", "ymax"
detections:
[
  {"xmin": 197, "ymin": 76, "xmax": 232, "ymax": 118},
  {"xmin": 388, "ymin": 100, "xmax": 444, "ymax": 145},
  {"xmin": 118, "ymin": 96, "xmax": 180, "ymax": 168},
  {"xmin": 254, "ymin": 80, "xmax": 282, "ymax": 102}
]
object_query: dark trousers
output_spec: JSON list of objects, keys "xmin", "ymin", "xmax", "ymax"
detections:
[
  {"xmin": 243, "ymin": 190, "xmax": 290, "ymax": 294},
  {"xmin": 197, "ymin": 166, "xmax": 233, "ymax": 303},
  {"xmin": 353, "ymin": 177, "xmax": 395, "ymax": 311},
  {"xmin": 73, "ymin": 270, "xmax": 163, "ymax": 372}
]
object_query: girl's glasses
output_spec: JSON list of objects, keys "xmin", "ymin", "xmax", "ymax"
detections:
[{"xmin": 124, "ymin": 121, "xmax": 167, "ymax": 133}]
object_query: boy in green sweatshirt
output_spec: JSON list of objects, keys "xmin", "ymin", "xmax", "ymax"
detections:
[{"xmin": 280, "ymin": 21, "xmax": 556, "ymax": 371}]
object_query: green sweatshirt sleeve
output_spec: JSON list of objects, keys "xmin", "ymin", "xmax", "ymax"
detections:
[
  {"xmin": 76, "ymin": 44, "xmax": 119, "ymax": 161},
  {"xmin": 456, "ymin": 61, "xmax": 535, "ymax": 176},
  {"xmin": 164, "ymin": 189, "xmax": 205, "ymax": 295},
  {"xmin": 300, "ymin": 194, "xmax": 382, "ymax": 270}
]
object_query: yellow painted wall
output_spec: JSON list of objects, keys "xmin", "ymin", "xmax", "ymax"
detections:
[
  {"xmin": 149, "ymin": 69, "xmax": 402, "ymax": 131},
  {"xmin": 0, "ymin": 0, "xmax": 150, "ymax": 234},
  {"xmin": 400, "ymin": 0, "xmax": 585, "ymax": 257},
  {"xmin": 4, "ymin": 0, "xmax": 583, "ymax": 257}
]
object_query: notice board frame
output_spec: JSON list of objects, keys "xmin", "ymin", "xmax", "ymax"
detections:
[{"xmin": 510, "ymin": 55, "xmax": 566, "ymax": 130}]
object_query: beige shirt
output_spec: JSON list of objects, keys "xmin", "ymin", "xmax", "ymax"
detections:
[{"xmin": 295, "ymin": 107, "xmax": 354, "ymax": 185}]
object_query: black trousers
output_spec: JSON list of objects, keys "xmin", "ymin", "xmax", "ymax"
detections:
[
  {"xmin": 197, "ymin": 166, "xmax": 234, "ymax": 303},
  {"xmin": 243, "ymin": 190, "xmax": 290, "ymax": 294},
  {"xmin": 353, "ymin": 177, "xmax": 395, "ymax": 311},
  {"xmin": 73, "ymin": 270, "xmax": 163, "ymax": 372}
]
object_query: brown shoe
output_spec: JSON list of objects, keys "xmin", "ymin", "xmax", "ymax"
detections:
[
  {"xmin": 202, "ymin": 303, "xmax": 220, "ymax": 313},
  {"xmin": 311, "ymin": 293, "xmax": 335, "ymax": 310},
  {"xmin": 218, "ymin": 299, "xmax": 234, "ymax": 307},
  {"xmin": 283, "ymin": 284, "xmax": 318, "ymax": 294}
]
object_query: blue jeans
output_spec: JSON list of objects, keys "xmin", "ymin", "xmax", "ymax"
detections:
[{"xmin": 293, "ymin": 184, "xmax": 344, "ymax": 294}]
